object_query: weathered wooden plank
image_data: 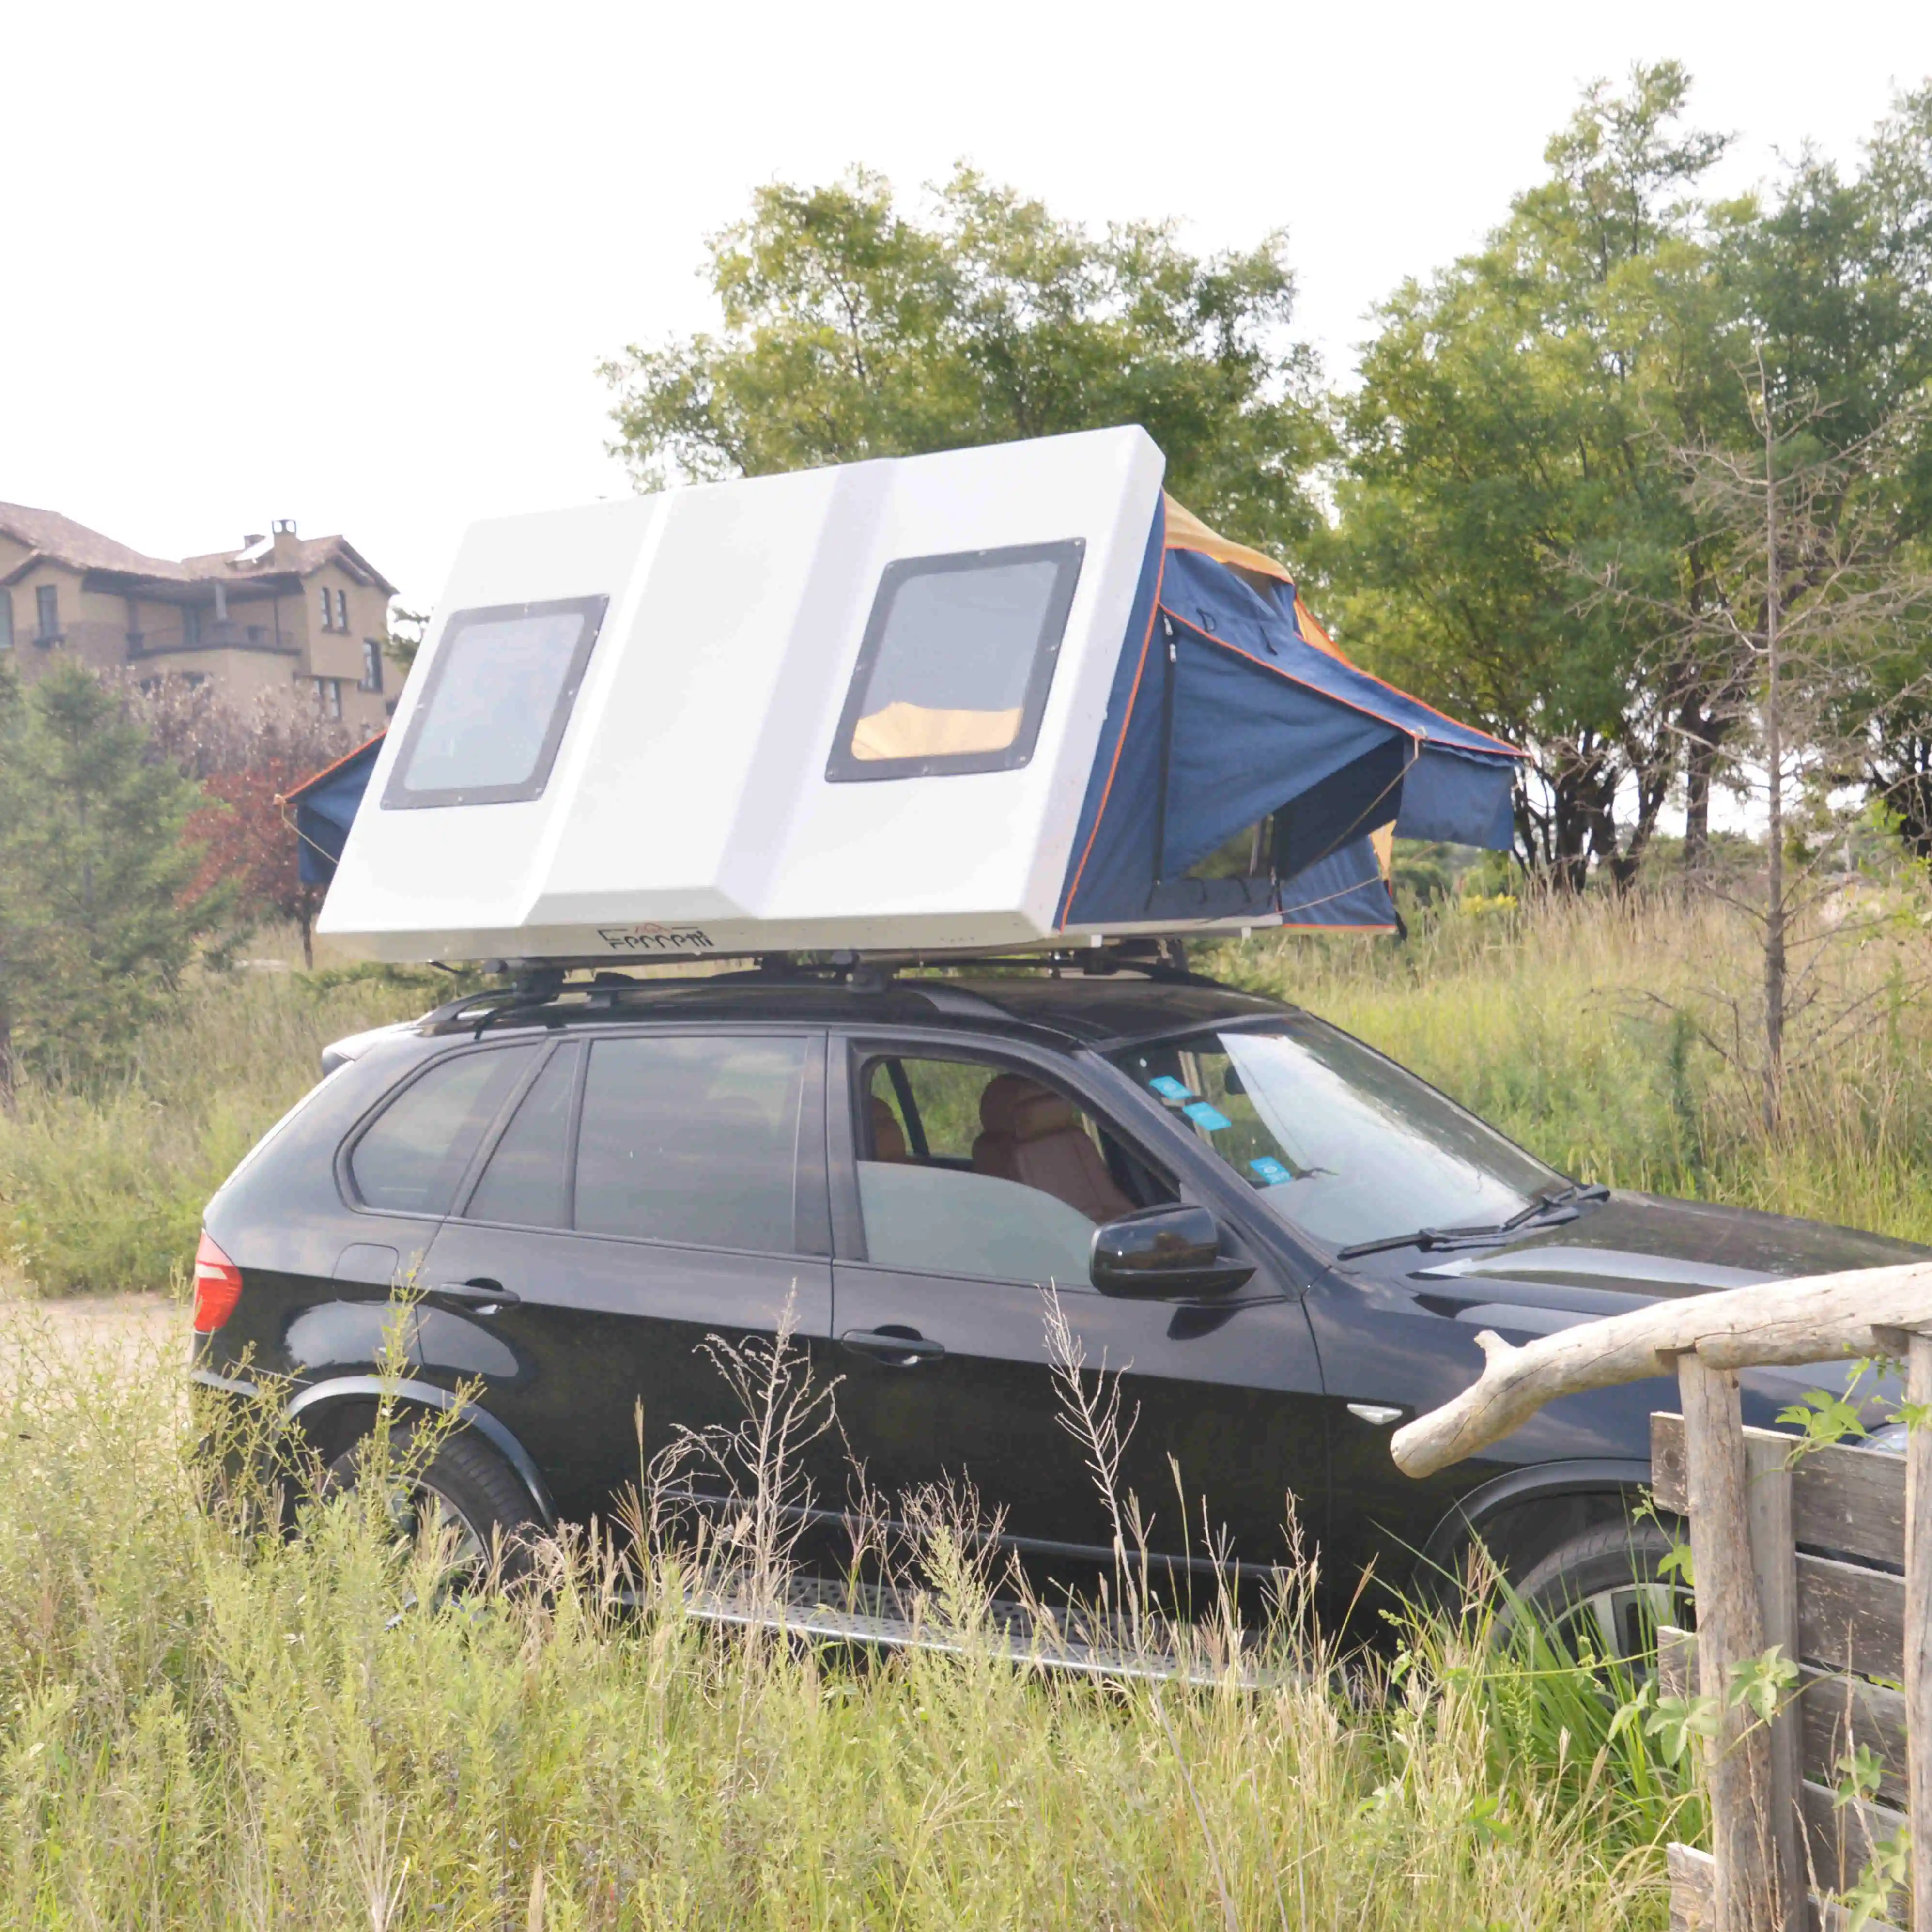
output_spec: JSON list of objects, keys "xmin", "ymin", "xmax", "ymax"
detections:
[
  {"xmin": 1652, "ymin": 1414, "xmax": 1905, "ymax": 1568},
  {"xmin": 1748, "ymin": 1430, "xmax": 1807, "ymax": 1931},
  {"xmin": 1672, "ymin": 1841, "xmax": 1714, "ymax": 1932},
  {"xmin": 1797, "ymin": 1668, "xmax": 1910, "ymax": 1809},
  {"xmin": 1800, "ymin": 1779, "xmax": 1909, "ymax": 1927},
  {"xmin": 1684, "ymin": 1355, "xmax": 1782, "ymax": 1932},
  {"xmin": 1797, "ymin": 1554, "xmax": 1906, "ymax": 1682},
  {"xmin": 1789, "ymin": 1445, "xmax": 1905, "ymax": 1570},
  {"xmin": 1656, "ymin": 1409, "xmax": 1690, "ymax": 1512},
  {"xmin": 1902, "ymin": 1330, "xmax": 1932, "ymax": 1932}
]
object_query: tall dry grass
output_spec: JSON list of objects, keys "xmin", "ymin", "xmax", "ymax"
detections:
[
  {"xmin": 0, "ymin": 949, "xmax": 447, "ymax": 1294},
  {"xmin": 1207, "ymin": 883, "xmax": 1932, "ymax": 1245},
  {"xmin": 0, "ymin": 1310, "xmax": 1680, "ymax": 1930}
]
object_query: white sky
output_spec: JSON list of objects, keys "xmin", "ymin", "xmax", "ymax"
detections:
[{"xmin": 4, "ymin": 0, "xmax": 1928, "ymax": 612}]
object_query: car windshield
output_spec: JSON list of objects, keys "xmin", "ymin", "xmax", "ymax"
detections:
[{"xmin": 1108, "ymin": 1018, "xmax": 1564, "ymax": 1252}]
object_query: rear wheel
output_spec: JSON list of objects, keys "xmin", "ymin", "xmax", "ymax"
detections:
[
  {"xmin": 325, "ymin": 1421, "xmax": 543, "ymax": 1590},
  {"xmin": 1499, "ymin": 1519, "xmax": 1690, "ymax": 1674}
]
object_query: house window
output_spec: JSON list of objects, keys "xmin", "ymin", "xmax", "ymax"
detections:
[
  {"xmin": 35, "ymin": 584, "xmax": 59, "ymax": 641},
  {"xmin": 183, "ymin": 604, "xmax": 203, "ymax": 646},
  {"xmin": 360, "ymin": 638, "xmax": 384, "ymax": 693},
  {"xmin": 335, "ymin": 588, "xmax": 349, "ymax": 631},
  {"xmin": 825, "ymin": 540, "xmax": 1086, "ymax": 782},
  {"xmin": 319, "ymin": 585, "xmax": 334, "ymax": 631},
  {"xmin": 314, "ymin": 677, "xmax": 343, "ymax": 720},
  {"xmin": 0, "ymin": 591, "xmax": 12, "ymax": 649}
]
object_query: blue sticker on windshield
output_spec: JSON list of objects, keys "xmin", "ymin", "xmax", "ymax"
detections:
[
  {"xmin": 1182, "ymin": 1102, "xmax": 1231, "ymax": 1131},
  {"xmin": 1248, "ymin": 1156, "xmax": 1293, "ymax": 1187},
  {"xmin": 1149, "ymin": 1075, "xmax": 1195, "ymax": 1102}
]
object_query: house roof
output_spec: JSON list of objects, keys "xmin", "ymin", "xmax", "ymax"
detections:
[
  {"xmin": 0, "ymin": 503, "xmax": 397, "ymax": 597},
  {"xmin": 0, "ymin": 502, "xmax": 191, "ymax": 580}
]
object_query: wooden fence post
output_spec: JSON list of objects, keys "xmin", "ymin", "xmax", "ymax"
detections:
[
  {"xmin": 1680, "ymin": 1351, "xmax": 1779, "ymax": 1932},
  {"xmin": 1906, "ymin": 1329, "xmax": 1932, "ymax": 1932},
  {"xmin": 1742, "ymin": 1429, "xmax": 1804, "ymax": 1932}
]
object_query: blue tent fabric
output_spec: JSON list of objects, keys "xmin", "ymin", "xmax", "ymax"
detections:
[
  {"xmin": 289, "ymin": 734, "xmax": 385, "ymax": 887},
  {"xmin": 1057, "ymin": 503, "xmax": 1523, "ymax": 931}
]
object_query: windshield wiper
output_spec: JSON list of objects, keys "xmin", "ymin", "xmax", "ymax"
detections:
[{"xmin": 1334, "ymin": 1182, "xmax": 1609, "ymax": 1262}]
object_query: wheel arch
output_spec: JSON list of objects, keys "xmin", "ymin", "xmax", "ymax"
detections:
[
  {"xmin": 282, "ymin": 1376, "xmax": 557, "ymax": 1527},
  {"xmin": 1420, "ymin": 1457, "xmax": 1658, "ymax": 1591}
]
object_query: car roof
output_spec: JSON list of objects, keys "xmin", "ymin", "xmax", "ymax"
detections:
[{"xmin": 418, "ymin": 970, "xmax": 1291, "ymax": 1053}]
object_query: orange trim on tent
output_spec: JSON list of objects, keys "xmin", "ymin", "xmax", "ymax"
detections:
[
  {"xmin": 1057, "ymin": 545, "xmax": 1169, "ymax": 926},
  {"xmin": 280, "ymin": 730, "xmax": 387, "ymax": 804}
]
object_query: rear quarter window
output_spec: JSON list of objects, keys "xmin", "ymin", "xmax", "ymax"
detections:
[{"xmin": 349, "ymin": 1046, "xmax": 535, "ymax": 1216}]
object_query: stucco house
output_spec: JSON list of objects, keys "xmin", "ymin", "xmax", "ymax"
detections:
[{"xmin": 0, "ymin": 504, "xmax": 398, "ymax": 733}]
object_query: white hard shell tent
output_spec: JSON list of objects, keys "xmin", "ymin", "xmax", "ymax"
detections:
[{"xmin": 319, "ymin": 427, "xmax": 1170, "ymax": 963}]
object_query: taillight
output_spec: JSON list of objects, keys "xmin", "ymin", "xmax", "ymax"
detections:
[{"xmin": 192, "ymin": 1231, "xmax": 245, "ymax": 1333}]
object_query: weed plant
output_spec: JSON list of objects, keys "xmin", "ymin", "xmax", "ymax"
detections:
[{"xmin": 0, "ymin": 1306, "xmax": 1684, "ymax": 1929}]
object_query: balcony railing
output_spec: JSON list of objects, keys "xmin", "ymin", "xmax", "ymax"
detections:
[{"xmin": 128, "ymin": 620, "xmax": 298, "ymax": 657}]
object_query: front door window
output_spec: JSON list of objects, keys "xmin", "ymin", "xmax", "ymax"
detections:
[{"xmin": 858, "ymin": 1054, "xmax": 1169, "ymax": 1283}]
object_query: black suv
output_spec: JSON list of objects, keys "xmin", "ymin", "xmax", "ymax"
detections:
[{"xmin": 194, "ymin": 964, "xmax": 1921, "ymax": 1630}]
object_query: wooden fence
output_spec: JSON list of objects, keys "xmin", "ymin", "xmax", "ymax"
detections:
[{"xmin": 1390, "ymin": 1263, "xmax": 1932, "ymax": 1932}]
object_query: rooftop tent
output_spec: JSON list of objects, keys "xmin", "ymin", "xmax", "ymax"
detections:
[
  {"xmin": 316, "ymin": 427, "xmax": 1521, "ymax": 966},
  {"xmin": 284, "ymin": 732, "xmax": 386, "ymax": 888},
  {"xmin": 1056, "ymin": 496, "xmax": 1523, "ymax": 932}
]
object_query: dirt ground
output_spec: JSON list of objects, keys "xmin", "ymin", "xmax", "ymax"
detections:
[{"xmin": 0, "ymin": 1292, "xmax": 180, "ymax": 1376}]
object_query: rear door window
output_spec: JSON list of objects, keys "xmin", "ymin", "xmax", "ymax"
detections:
[
  {"xmin": 574, "ymin": 1036, "xmax": 809, "ymax": 1254},
  {"xmin": 350, "ymin": 1046, "xmax": 535, "ymax": 1216},
  {"xmin": 464, "ymin": 1042, "xmax": 582, "ymax": 1228}
]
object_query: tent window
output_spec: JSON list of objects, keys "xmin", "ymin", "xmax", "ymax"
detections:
[
  {"xmin": 382, "ymin": 594, "xmax": 608, "ymax": 809},
  {"xmin": 826, "ymin": 539, "xmax": 1084, "ymax": 781}
]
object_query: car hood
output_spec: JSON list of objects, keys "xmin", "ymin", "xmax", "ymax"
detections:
[{"xmin": 1391, "ymin": 1190, "xmax": 1927, "ymax": 1317}]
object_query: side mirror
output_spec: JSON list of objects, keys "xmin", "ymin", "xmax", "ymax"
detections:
[{"xmin": 1089, "ymin": 1205, "xmax": 1255, "ymax": 1299}]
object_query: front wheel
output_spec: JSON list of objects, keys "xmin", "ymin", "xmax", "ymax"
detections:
[
  {"xmin": 325, "ymin": 1420, "xmax": 544, "ymax": 1589},
  {"xmin": 1499, "ymin": 1519, "xmax": 1690, "ymax": 1672}
]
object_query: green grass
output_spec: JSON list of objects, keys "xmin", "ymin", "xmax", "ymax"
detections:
[
  {"xmin": 0, "ymin": 1315, "xmax": 1681, "ymax": 1929},
  {"xmin": 0, "ymin": 946, "xmax": 451, "ymax": 1295}
]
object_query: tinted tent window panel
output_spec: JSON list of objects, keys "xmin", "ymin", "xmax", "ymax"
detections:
[
  {"xmin": 351, "ymin": 1047, "xmax": 535, "ymax": 1216},
  {"xmin": 400, "ymin": 611, "xmax": 587, "ymax": 794},
  {"xmin": 466, "ymin": 1042, "xmax": 580, "ymax": 1228},
  {"xmin": 828, "ymin": 542, "xmax": 1082, "ymax": 777},
  {"xmin": 575, "ymin": 1036, "xmax": 806, "ymax": 1253}
]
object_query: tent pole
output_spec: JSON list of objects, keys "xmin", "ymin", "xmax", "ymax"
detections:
[{"xmin": 1153, "ymin": 618, "xmax": 1176, "ymax": 885}]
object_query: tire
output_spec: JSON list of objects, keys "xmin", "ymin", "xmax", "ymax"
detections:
[
  {"xmin": 325, "ymin": 1418, "xmax": 544, "ymax": 1589},
  {"xmin": 1499, "ymin": 1519, "xmax": 1691, "ymax": 1673}
]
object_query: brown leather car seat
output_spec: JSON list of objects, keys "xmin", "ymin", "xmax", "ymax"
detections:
[
  {"xmin": 974, "ymin": 1073, "xmax": 1132, "ymax": 1222},
  {"xmin": 869, "ymin": 1093, "xmax": 910, "ymax": 1162}
]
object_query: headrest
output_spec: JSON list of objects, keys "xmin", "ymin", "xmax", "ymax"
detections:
[
  {"xmin": 1011, "ymin": 1090, "xmax": 1081, "ymax": 1143},
  {"xmin": 978, "ymin": 1072, "xmax": 1050, "ymax": 1136},
  {"xmin": 869, "ymin": 1093, "xmax": 908, "ymax": 1161}
]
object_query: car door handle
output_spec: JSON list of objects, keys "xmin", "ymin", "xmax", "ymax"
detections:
[
  {"xmin": 839, "ymin": 1327, "xmax": 945, "ymax": 1368},
  {"xmin": 426, "ymin": 1279, "xmax": 520, "ymax": 1312}
]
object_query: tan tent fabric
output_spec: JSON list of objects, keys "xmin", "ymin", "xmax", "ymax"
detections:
[
  {"xmin": 1161, "ymin": 494, "xmax": 1294, "ymax": 585},
  {"xmin": 851, "ymin": 700, "xmax": 1023, "ymax": 762},
  {"xmin": 1371, "ymin": 822, "xmax": 1395, "ymax": 881}
]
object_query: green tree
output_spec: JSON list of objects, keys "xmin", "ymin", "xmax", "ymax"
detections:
[
  {"xmin": 1329, "ymin": 62, "xmax": 1742, "ymax": 886},
  {"xmin": 0, "ymin": 661, "xmax": 232, "ymax": 1092},
  {"xmin": 602, "ymin": 166, "xmax": 1328, "ymax": 553}
]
